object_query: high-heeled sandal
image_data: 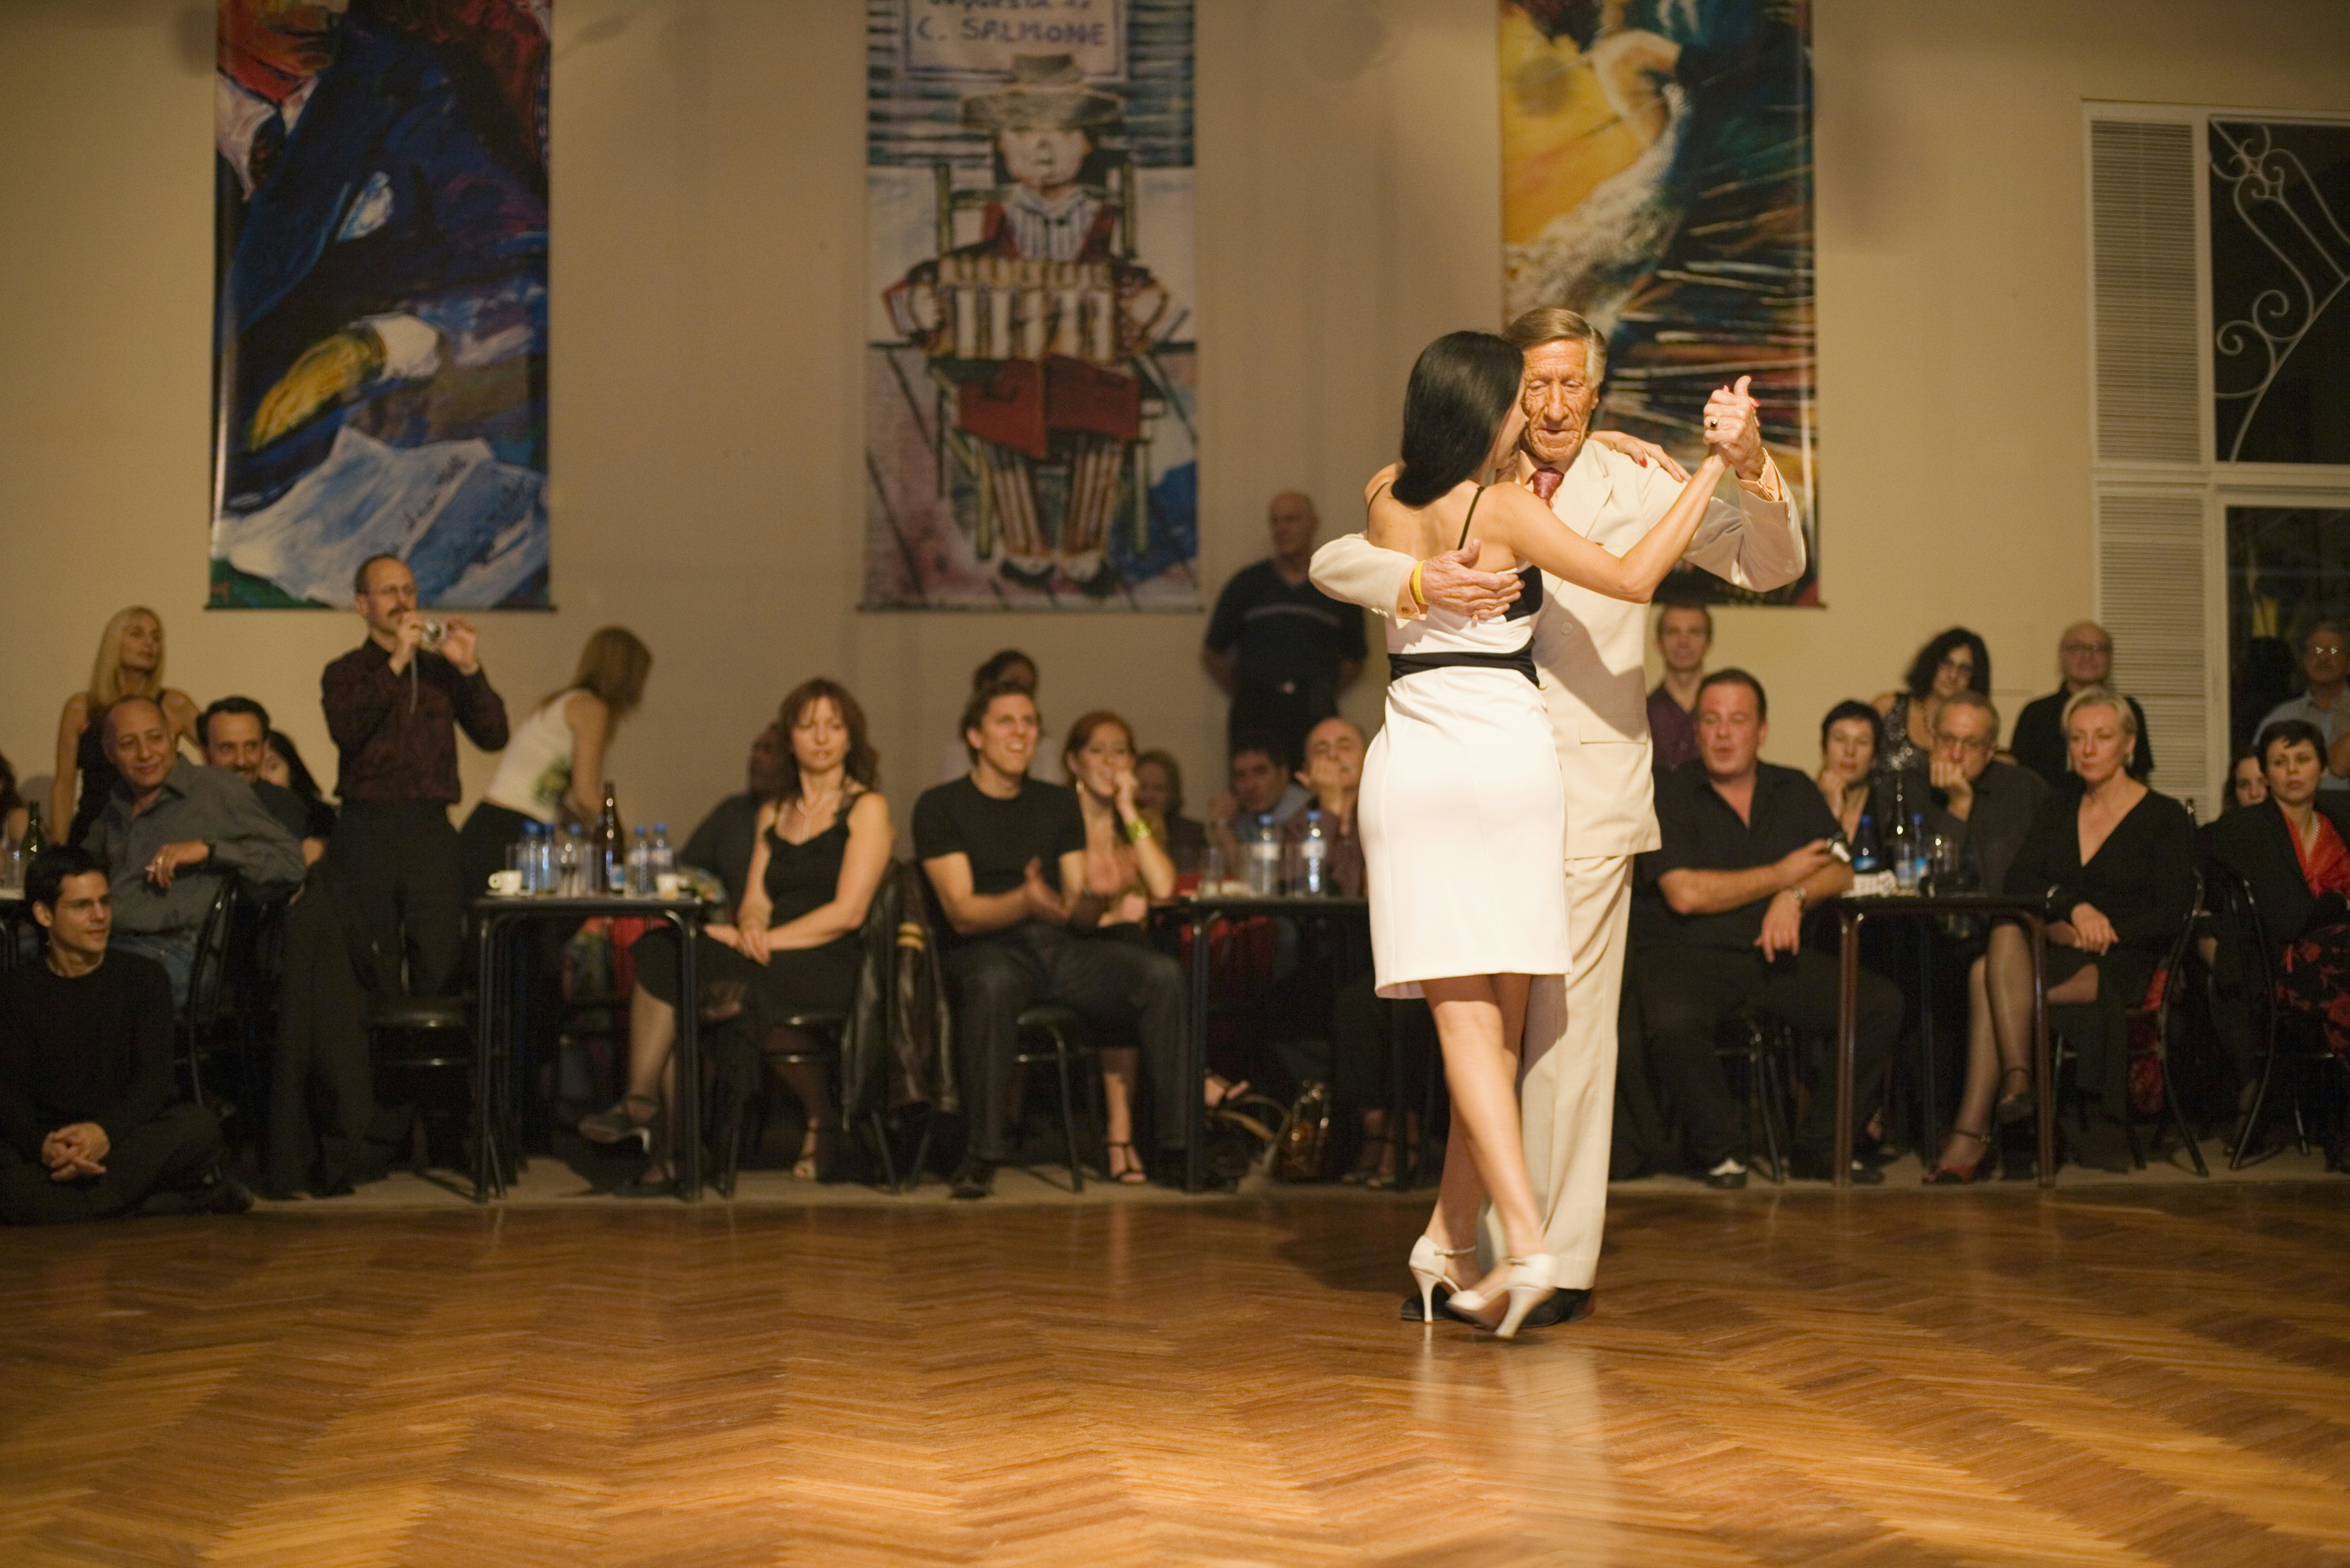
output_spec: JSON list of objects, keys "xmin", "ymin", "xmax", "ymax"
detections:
[
  {"xmin": 1994, "ymin": 1066, "xmax": 2035, "ymax": 1125},
  {"xmin": 1342, "ymin": 1135, "xmax": 1392, "ymax": 1187},
  {"xmin": 1924, "ymin": 1125, "xmax": 1992, "ymax": 1185},
  {"xmin": 1407, "ymin": 1236, "xmax": 1477, "ymax": 1325},
  {"xmin": 579, "ymin": 1092, "xmax": 658, "ymax": 1149},
  {"xmin": 1450, "ymin": 1253, "xmax": 1561, "ymax": 1340},
  {"xmin": 792, "ymin": 1123, "xmax": 845, "ymax": 1181},
  {"xmin": 1103, "ymin": 1141, "xmax": 1149, "ymax": 1185}
]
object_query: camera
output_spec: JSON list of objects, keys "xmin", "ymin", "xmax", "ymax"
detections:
[{"xmin": 419, "ymin": 619, "xmax": 448, "ymax": 649}]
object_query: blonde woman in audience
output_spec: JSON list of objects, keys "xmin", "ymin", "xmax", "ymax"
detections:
[
  {"xmin": 51, "ymin": 607, "xmax": 201, "ymax": 846},
  {"xmin": 1064, "ymin": 711, "xmax": 1182, "ymax": 1183},
  {"xmin": 1815, "ymin": 700, "xmax": 1881, "ymax": 838},
  {"xmin": 458, "ymin": 625, "xmax": 653, "ymax": 895}
]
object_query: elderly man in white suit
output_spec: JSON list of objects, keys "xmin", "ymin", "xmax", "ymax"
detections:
[{"xmin": 1311, "ymin": 306, "xmax": 1806, "ymax": 1325}]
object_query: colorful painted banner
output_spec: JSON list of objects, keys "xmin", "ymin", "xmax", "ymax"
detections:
[
  {"xmin": 865, "ymin": 0, "xmax": 1198, "ymax": 610},
  {"xmin": 1501, "ymin": 0, "xmax": 1817, "ymax": 605},
  {"xmin": 210, "ymin": 0, "xmax": 551, "ymax": 610}
]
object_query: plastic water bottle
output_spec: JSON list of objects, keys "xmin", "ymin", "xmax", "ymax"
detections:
[
  {"xmin": 1298, "ymin": 808, "xmax": 1331, "ymax": 896},
  {"xmin": 1851, "ymin": 810, "xmax": 1881, "ymax": 874},
  {"xmin": 626, "ymin": 826, "xmax": 651, "ymax": 896},
  {"xmin": 1892, "ymin": 814, "xmax": 1921, "ymax": 892},
  {"xmin": 650, "ymin": 822, "xmax": 674, "ymax": 886},
  {"xmin": 1246, "ymin": 813, "xmax": 1281, "ymax": 896},
  {"xmin": 519, "ymin": 821, "xmax": 546, "ymax": 893}
]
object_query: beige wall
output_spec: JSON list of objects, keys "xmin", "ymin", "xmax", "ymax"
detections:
[{"xmin": 3, "ymin": 0, "xmax": 2346, "ymax": 845}]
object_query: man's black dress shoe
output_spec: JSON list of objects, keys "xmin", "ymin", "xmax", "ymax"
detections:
[
  {"xmin": 1789, "ymin": 1152, "xmax": 1885, "ymax": 1184},
  {"xmin": 949, "ymin": 1157, "xmax": 996, "ymax": 1200},
  {"xmin": 1399, "ymin": 1284, "xmax": 1474, "ymax": 1323}
]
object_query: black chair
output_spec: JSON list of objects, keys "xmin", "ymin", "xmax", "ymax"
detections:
[
  {"xmin": 364, "ymin": 918, "xmax": 496, "ymax": 1193},
  {"xmin": 713, "ymin": 1009, "xmax": 913, "ymax": 1197},
  {"xmin": 1718, "ymin": 1010, "xmax": 1798, "ymax": 1185},
  {"xmin": 2117, "ymin": 874, "xmax": 2210, "ymax": 1175},
  {"xmin": 2202, "ymin": 861, "xmax": 2350, "ymax": 1170},
  {"xmin": 1012, "ymin": 1004, "xmax": 1099, "ymax": 1192},
  {"xmin": 176, "ymin": 871, "xmax": 244, "ymax": 1112}
]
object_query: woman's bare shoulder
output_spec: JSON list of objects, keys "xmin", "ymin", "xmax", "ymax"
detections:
[
  {"xmin": 848, "ymin": 789, "xmax": 891, "ymax": 829},
  {"xmin": 1362, "ymin": 462, "xmax": 1403, "ymax": 506},
  {"xmin": 1870, "ymin": 691, "xmax": 1898, "ymax": 715}
]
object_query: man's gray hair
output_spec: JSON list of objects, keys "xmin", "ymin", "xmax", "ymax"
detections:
[
  {"xmin": 1938, "ymin": 687, "xmax": 2002, "ymax": 736},
  {"xmin": 1504, "ymin": 305, "xmax": 1607, "ymax": 384}
]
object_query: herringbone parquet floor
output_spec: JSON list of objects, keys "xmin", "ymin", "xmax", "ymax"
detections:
[{"xmin": 4, "ymin": 1184, "xmax": 2348, "ymax": 1567}]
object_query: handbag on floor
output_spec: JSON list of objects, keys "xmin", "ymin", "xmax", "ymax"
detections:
[{"xmin": 1271, "ymin": 1081, "xmax": 1333, "ymax": 1182}]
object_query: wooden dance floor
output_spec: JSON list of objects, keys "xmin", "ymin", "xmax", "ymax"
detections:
[{"xmin": 5, "ymin": 1183, "xmax": 2349, "ymax": 1566}]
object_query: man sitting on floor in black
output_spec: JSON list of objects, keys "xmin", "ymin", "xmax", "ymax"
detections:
[
  {"xmin": 1630, "ymin": 670, "xmax": 1903, "ymax": 1186},
  {"xmin": 915, "ymin": 681, "xmax": 1191, "ymax": 1198},
  {"xmin": 1, "ymin": 848, "xmax": 250, "ymax": 1223}
]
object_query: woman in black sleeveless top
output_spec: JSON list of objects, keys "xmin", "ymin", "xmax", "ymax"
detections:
[{"xmin": 585, "ymin": 681, "xmax": 894, "ymax": 1185}]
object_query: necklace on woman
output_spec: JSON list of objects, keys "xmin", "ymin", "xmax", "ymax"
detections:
[{"xmin": 791, "ymin": 782, "xmax": 843, "ymax": 835}]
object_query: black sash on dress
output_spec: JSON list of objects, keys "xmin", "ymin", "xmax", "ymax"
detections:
[{"xmin": 1386, "ymin": 644, "xmax": 1539, "ymax": 686}]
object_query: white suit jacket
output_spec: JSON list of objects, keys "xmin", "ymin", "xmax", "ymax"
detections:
[{"xmin": 1310, "ymin": 442, "xmax": 1807, "ymax": 857}]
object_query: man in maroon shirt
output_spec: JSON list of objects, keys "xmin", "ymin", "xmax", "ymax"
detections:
[{"xmin": 321, "ymin": 554, "xmax": 508, "ymax": 995}]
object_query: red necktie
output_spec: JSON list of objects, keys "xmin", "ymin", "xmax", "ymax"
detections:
[{"xmin": 1531, "ymin": 467, "xmax": 1563, "ymax": 502}]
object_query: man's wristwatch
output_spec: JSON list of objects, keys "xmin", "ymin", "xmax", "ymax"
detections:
[{"xmin": 1785, "ymin": 885, "xmax": 1807, "ymax": 908}]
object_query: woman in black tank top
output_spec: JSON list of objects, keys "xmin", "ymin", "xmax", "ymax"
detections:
[{"xmin": 584, "ymin": 681, "xmax": 895, "ymax": 1188}]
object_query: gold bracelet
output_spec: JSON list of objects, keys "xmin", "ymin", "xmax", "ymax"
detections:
[
  {"xmin": 1125, "ymin": 816, "xmax": 1153, "ymax": 843},
  {"xmin": 1408, "ymin": 561, "xmax": 1428, "ymax": 610}
]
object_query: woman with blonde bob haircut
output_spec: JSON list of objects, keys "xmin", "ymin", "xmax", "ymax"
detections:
[
  {"xmin": 460, "ymin": 626, "xmax": 655, "ymax": 893},
  {"xmin": 586, "ymin": 679, "xmax": 893, "ymax": 1187},
  {"xmin": 52, "ymin": 606, "xmax": 201, "ymax": 845}
]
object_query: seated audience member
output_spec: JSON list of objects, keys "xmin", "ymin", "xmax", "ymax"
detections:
[
  {"xmin": 0, "ymin": 848, "xmax": 249, "ymax": 1223},
  {"xmin": 1925, "ymin": 691, "xmax": 2048, "ymax": 895},
  {"xmin": 84, "ymin": 696, "xmax": 306, "ymax": 1003},
  {"xmin": 937, "ymin": 649, "xmax": 1062, "ymax": 784},
  {"xmin": 1630, "ymin": 671, "xmax": 1900, "ymax": 1186},
  {"xmin": 1873, "ymin": 628, "xmax": 1991, "ymax": 779},
  {"xmin": 200, "ymin": 697, "xmax": 324, "ymax": 863},
  {"xmin": 259, "ymin": 730, "xmax": 338, "ymax": 847},
  {"xmin": 2202, "ymin": 721, "xmax": 2350, "ymax": 1074},
  {"xmin": 680, "ymin": 724, "xmax": 789, "ymax": 906},
  {"xmin": 1647, "ymin": 601, "xmax": 1713, "ymax": 773},
  {"xmin": 458, "ymin": 626, "xmax": 653, "ymax": 897},
  {"xmin": 916, "ymin": 682, "xmax": 1190, "ymax": 1198},
  {"xmin": 1206, "ymin": 732, "xmax": 1311, "ymax": 868},
  {"xmin": 1282, "ymin": 716, "xmax": 1368, "ymax": 896},
  {"xmin": 51, "ymin": 606, "xmax": 202, "ymax": 847},
  {"xmin": 1814, "ymin": 700, "xmax": 1880, "ymax": 839},
  {"xmin": 582, "ymin": 681, "xmax": 891, "ymax": 1187},
  {"xmin": 2012, "ymin": 622, "xmax": 2155, "ymax": 787},
  {"xmin": 1064, "ymin": 710, "xmax": 1181, "ymax": 1183},
  {"xmin": 2256, "ymin": 623, "xmax": 2350, "ymax": 793},
  {"xmin": 1132, "ymin": 748, "xmax": 1209, "ymax": 870},
  {"xmin": 1927, "ymin": 687, "xmax": 2195, "ymax": 1180},
  {"xmin": 1, "ymin": 748, "xmax": 27, "ymax": 849},
  {"xmin": 2221, "ymin": 746, "xmax": 2268, "ymax": 814}
]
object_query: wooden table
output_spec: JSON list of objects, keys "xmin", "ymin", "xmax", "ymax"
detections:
[
  {"xmin": 1155, "ymin": 893, "xmax": 1372, "ymax": 1192},
  {"xmin": 470, "ymin": 895, "xmax": 711, "ymax": 1202},
  {"xmin": 1831, "ymin": 892, "xmax": 2054, "ymax": 1188}
]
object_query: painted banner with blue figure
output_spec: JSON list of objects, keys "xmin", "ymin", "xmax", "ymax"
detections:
[
  {"xmin": 1501, "ymin": 0, "xmax": 1816, "ymax": 605},
  {"xmin": 210, "ymin": 0, "xmax": 551, "ymax": 610},
  {"xmin": 865, "ymin": 0, "xmax": 1199, "ymax": 610}
]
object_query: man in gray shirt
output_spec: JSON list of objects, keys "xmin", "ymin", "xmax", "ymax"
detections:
[
  {"xmin": 2258, "ymin": 622, "xmax": 2350, "ymax": 792},
  {"xmin": 85, "ymin": 696, "xmax": 306, "ymax": 1002}
]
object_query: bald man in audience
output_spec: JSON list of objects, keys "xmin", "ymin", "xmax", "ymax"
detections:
[
  {"xmin": 1202, "ymin": 490, "xmax": 1366, "ymax": 768},
  {"xmin": 84, "ymin": 696, "xmax": 307, "ymax": 1003}
]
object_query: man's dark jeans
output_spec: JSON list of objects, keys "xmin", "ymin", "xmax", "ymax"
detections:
[
  {"xmin": 1632, "ymin": 942, "xmax": 1902, "ymax": 1169},
  {"xmin": 942, "ymin": 923, "xmax": 1188, "ymax": 1164}
]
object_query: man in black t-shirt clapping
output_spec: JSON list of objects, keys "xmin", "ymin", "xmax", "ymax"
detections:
[
  {"xmin": 1201, "ymin": 491, "xmax": 1366, "ymax": 767},
  {"xmin": 914, "ymin": 683, "xmax": 1190, "ymax": 1198}
]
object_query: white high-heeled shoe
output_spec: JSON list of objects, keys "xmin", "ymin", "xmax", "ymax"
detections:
[
  {"xmin": 1449, "ymin": 1252, "xmax": 1560, "ymax": 1340},
  {"xmin": 1407, "ymin": 1236, "xmax": 1478, "ymax": 1324}
]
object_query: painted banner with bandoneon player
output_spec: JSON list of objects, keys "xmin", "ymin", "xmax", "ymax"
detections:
[
  {"xmin": 863, "ymin": 0, "xmax": 1199, "ymax": 611},
  {"xmin": 1501, "ymin": 0, "xmax": 1817, "ymax": 605}
]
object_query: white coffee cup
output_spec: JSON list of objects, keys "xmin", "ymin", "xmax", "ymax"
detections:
[
  {"xmin": 487, "ymin": 869, "xmax": 523, "ymax": 895},
  {"xmin": 655, "ymin": 872, "xmax": 680, "ymax": 899}
]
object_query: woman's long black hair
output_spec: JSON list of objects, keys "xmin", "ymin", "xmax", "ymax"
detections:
[{"xmin": 1391, "ymin": 331, "xmax": 1523, "ymax": 507}]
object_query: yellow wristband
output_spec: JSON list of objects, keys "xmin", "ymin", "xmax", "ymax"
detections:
[
  {"xmin": 1408, "ymin": 561, "xmax": 1428, "ymax": 610},
  {"xmin": 1125, "ymin": 816, "xmax": 1153, "ymax": 843}
]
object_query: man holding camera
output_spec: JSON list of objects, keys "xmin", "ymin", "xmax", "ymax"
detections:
[{"xmin": 321, "ymin": 553, "xmax": 509, "ymax": 996}]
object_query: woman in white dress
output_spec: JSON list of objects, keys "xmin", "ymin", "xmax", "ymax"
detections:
[{"xmin": 1363, "ymin": 330, "xmax": 1727, "ymax": 1336}]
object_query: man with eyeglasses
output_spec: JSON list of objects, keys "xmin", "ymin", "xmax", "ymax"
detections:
[
  {"xmin": 1924, "ymin": 692, "xmax": 2048, "ymax": 894},
  {"xmin": 2011, "ymin": 623, "xmax": 2153, "ymax": 789},
  {"xmin": 2253, "ymin": 623, "xmax": 2350, "ymax": 793}
]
